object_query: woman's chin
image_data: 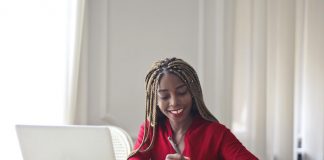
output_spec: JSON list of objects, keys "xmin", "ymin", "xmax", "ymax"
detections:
[{"xmin": 167, "ymin": 111, "xmax": 191, "ymax": 123}]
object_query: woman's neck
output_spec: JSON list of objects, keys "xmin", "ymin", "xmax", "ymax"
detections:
[{"xmin": 169, "ymin": 115, "xmax": 193, "ymax": 135}]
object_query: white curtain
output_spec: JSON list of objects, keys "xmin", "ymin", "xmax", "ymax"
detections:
[
  {"xmin": 66, "ymin": 0, "xmax": 111, "ymax": 125},
  {"xmin": 200, "ymin": 0, "xmax": 324, "ymax": 159},
  {"xmin": 294, "ymin": 0, "xmax": 324, "ymax": 159},
  {"xmin": 66, "ymin": 0, "xmax": 88, "ymax": 124},
  {"xmin": 232, "ymin": 0, "xmax": 295, "ymax": 159}
]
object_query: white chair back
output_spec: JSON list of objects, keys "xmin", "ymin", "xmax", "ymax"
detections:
[{"xmin": 108, "ymin": 126, "xmax": 134, "ymax": 160}]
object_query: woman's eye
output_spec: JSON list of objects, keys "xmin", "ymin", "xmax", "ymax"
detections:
[
  {"xmin": 177, "ymin": 90, "xmax": 188, "ymax": 95},
  {"xmin": 159, "ymin": 95, "xmax": 169, "ymax": 100}
]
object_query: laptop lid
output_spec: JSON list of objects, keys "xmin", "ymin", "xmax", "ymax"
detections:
[{"xmin": 15, "ymin": 124, "xmax": 116, "ymax": 160}]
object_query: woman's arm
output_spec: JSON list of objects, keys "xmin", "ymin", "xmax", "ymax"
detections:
[{"xmin": 220, "ymin": 128, "xmax": 258, "ymax": 160}]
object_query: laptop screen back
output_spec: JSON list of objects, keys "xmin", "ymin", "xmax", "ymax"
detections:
[{"xmin": 16, "ymin": 125, "xmax": 115, "ymax": 160}]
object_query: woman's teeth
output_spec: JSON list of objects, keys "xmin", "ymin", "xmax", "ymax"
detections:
[{"xmin": 170, "ymin": 108, "xmax": 183, "ymax": 114}]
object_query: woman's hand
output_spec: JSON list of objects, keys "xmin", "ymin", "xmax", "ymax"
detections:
[{"xmin": 165, "ymin": 153, "xmax": 190, "ymax": 160}]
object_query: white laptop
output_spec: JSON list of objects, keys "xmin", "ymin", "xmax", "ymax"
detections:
[{"xmin": 15, "ymin": 124, "xmax": 116, "ymax": 160}]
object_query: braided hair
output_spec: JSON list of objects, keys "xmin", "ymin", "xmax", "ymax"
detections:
[{"xmin": 127, "ymin": 57, "xmax": 217, "ymax": 158}]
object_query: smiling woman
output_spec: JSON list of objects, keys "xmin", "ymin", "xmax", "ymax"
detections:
[
  {"xmin": 0, "ymin": 0, "xmax": 78, "ymax": 159},
  {"xmin": 128, "ymin": 57, "xmax": 258, "ymax": 160}
]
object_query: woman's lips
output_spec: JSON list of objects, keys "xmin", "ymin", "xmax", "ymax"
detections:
[{"xmin": 168, "ymin": 108, "xmax": 184, "ymax": 117}]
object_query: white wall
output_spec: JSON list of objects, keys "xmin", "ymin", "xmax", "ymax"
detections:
[
  {"xmin": 107, "ymin": 0, "xmax": 201, "ymax": 138},
  {"xmin": 84, "ymin": 0, "xmax": 201, "ymax": 138},
  {"xmin": 84, "ymin": 0, "xmax": 233, "ymax": 139}
]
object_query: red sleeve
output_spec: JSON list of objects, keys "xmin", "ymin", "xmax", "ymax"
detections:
[
  {"xmin": 128, "ymin": 122, "xmax": 151, "ymax": 160},
  {"xmin": 220, "ymin": 128, "xmax": 258, "ymax": 160}
]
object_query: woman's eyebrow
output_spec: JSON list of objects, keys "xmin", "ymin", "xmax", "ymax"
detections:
[{"xmin": 158, "ymin": 89, "xmax": 168, "ymax": 93}]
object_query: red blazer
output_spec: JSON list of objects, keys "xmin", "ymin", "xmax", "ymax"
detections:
[{"xmin": 129, "ymin": 115, "xmax": 258, "ymax": 160}]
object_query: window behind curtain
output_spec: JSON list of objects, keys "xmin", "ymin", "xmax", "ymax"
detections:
[{"xmin": 0, "ymin": 0, "xmax": 76, "ymax": 159}]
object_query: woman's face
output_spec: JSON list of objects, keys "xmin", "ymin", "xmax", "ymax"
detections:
[{"xmin": 157, "ymin": 73, "xmax": 193, "ymax": 123}]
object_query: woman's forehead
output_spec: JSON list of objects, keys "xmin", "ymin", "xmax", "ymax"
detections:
[{"xmin": 158, "ymin": 73, "xmax": 186, "ymax": 89}]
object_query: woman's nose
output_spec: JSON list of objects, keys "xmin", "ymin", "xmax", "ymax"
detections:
[{"xmin": 169, "ymin": 95, "xmax": 179, "ymax": 107}]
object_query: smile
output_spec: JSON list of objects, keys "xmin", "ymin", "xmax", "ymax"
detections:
[{"xmin": 168, "ymin": 108, "xmax": 184, "ymax": 115}]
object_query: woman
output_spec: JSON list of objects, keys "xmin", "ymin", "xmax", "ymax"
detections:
[{"xmin": 128, "ymin": 57, "xmax": 258, "ymax": 160}]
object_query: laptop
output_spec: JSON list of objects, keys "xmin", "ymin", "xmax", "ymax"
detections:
[{"xmin": 15, "ymin": 124, "xmax": 116, "ymax": 160}]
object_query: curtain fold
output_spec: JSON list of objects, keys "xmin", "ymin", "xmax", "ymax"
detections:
[
  {"xmin": 65, "ymin": 0, "xmax": 88, "ymax": 124},
  {"xmin": 230, "ymin": 0, "xmax": 295, "ymax": 159},
  {"xmin": 228, "ymin": 0, "xmax": 324, "ymax": 159}
]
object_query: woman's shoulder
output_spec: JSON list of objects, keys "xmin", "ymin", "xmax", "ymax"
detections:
[{"xmin": 191, "ymin": 116, "xmax": 229, "ymax": 134}]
